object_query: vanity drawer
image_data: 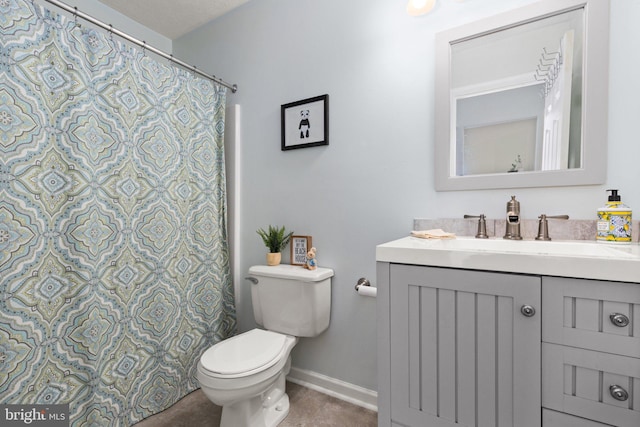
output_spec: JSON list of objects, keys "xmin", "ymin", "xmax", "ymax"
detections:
[
  {"xmin": 542, "ymin": 343, "xmax": 640, "ymax": 427},
  {"xmin": 543, "ymin": 409, "xmax": 614, "ymax": 426},
  {"xmin": 542, "ymin": 277, "xmax": 640, "ymax": 358}
]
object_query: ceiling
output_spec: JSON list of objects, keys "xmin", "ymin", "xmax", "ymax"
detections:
[{"xmin": 98, "ymin": 0, "xmax": 250, "ymax": 39}]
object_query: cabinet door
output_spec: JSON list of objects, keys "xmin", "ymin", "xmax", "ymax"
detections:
[{"xmin": 389, "ymin": 265, "xmax": 541, "ymax": 427}]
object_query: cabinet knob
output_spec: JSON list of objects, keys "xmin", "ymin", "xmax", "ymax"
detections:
[
  {"xmin": 609, "ymin": 313, "xmax": 629, "ymax": 327},
  {"xmin": 609, "ymin": 385, "xmax": 629, "ymax": 401},
  {"xmin": 520, "ymin": 305, "xmax": 536, "ymax": 317}
]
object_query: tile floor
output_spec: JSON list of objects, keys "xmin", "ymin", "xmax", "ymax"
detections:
[{"xmin": 132, "ymin": 381, "xmax": 378, "ymax": 426}]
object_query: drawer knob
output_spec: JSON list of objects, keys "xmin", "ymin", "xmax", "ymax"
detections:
[
  {"xmin": 520, "ymin": 305, "xmax": 536, "ymax": 317},
  {"xmin": 609, "ymin": 385, "xmax": 629, "ymax": 402},
  {"xmin": 609, "ymin": 313, "xmax": 630, "ymax": 327}
]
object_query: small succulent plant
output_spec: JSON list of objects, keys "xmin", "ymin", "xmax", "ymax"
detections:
[{"xmin": 256, "ymin": 225, "xmax": 294, "ymax": 253}]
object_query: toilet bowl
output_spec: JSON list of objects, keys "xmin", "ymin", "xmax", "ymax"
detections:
[
  {"xmin": 197, "ymin": 264, "xmax": 333, "ymax": 427},
  {"xmin": 197, "ymin": 329, "xmax": 298, "ymax": 427}
]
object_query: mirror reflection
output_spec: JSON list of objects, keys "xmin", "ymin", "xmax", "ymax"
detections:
[{"xmin": 451, "ymin": 7, "xmax": 584, "ymax": 176}]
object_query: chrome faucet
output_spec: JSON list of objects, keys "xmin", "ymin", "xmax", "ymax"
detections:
[{"xmin": 503, "ymin": 195, "xmax": 523, "ymax": 240}]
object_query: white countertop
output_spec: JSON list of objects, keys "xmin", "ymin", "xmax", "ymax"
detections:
[{"xmin": 376, "ymin": 236, "xmax": 640, "ymax": 283}]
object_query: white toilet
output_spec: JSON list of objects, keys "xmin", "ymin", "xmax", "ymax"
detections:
[{"xmin": 197, "ymin": 264, "xmax": 333, "ymax": 427}]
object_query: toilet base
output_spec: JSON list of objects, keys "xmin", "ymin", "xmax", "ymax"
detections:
[
  {"xmin": 263, "ymin": 391, "xmax": 289, "ymax": 427},
  {"xmin": 219, "ymin": 392, "xmax": 289, "ymax": 427},
  {"xmin": 219, "ymin": 364, "xmax": 290, "ymax": 427}
]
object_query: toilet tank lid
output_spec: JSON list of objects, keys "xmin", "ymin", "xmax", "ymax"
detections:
[{"xmin": 249, "ymin": 264, "xmax": 334, "ymax": 282}]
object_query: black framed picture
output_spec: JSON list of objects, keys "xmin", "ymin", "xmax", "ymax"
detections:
[{"xmin": 281, "ymin": 94, "xmax": 329, "ymax": 151}]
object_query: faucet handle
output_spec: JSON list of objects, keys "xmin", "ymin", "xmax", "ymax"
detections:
[
  {"xmin": 535, "ymin": 214, "xmax": 569, "ymax": 241},
  {"xmin": 464, "ymin": 214, "xmax": 489, "ymax": 239}
]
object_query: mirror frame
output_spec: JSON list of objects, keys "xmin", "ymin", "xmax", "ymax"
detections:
[{"xmin": 434, "ymin": 0, "xmax": 609, "ymax": 191}]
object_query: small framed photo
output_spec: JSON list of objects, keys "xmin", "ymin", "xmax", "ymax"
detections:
[
  {"xmin": 281, "ymin": 95, "xmax": 329, "ymax": 151},
  {"xmin": 290, "ymin": 235, "xmax": 312, "ymax": 265}
]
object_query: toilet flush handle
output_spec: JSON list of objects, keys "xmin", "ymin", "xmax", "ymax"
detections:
[{"xmin": 245, "ymin": 276, "xmax": 258, "ymax": 284}]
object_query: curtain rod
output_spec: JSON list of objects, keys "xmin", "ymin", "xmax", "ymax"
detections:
[{"xmin": 43, "ymin": 0, "xmax": 238, "ymax": 93}]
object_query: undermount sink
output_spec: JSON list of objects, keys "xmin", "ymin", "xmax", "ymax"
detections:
[{"xmin": 424, "ymin": 236, "xmax": 638, "ymax": 259}]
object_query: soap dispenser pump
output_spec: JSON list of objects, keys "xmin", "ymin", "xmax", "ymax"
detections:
[
  {"xmin": 503, "ymin": 195, "xmax": 523, "ymax": 240},
  {"xmin": 597, "ymin": 189, "xmax": 632, "ymax": 243}
]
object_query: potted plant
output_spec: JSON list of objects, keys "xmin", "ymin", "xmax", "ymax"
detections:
[{"xmin": 256, "ymin": 225, "xmax": 294, "ymax": 266}]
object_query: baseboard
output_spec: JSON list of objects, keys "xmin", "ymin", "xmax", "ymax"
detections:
[{"xmin": 286, "ymin": 367, "xmax": 378, "ymax": 412}]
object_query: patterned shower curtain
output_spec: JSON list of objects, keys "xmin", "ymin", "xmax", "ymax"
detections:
[{"xmin": 0, "ymin": 1, "xmax": 236, "ymax": 425}]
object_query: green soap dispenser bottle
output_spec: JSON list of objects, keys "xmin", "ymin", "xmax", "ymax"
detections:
[{"xmin": 596, "ymin": 189, "xmax": 632, "ymax": 243}]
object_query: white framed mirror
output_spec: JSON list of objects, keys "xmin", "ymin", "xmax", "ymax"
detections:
[{"xmin": 434, "ymin": 0, "xmax": 609, "ymax": 191}]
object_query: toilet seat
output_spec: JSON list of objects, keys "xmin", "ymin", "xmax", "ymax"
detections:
[{"xmin": 200, "ymin": 329, "xmax": 292, "ymax": 378}]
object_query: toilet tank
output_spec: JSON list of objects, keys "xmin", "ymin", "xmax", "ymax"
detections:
[{"xmin": 248, "ymin": 265, "xmax": 333, "ymax": 337}]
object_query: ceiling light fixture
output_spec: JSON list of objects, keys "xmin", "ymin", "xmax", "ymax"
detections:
[{"xmin": 407, "ymin": 0, "xmax": 437, "ymax": 16}]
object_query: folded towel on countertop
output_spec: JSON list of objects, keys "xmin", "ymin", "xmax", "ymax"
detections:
[{"xmin": 411, "ymin": 229, "xmax": 456, "ymax": 239}]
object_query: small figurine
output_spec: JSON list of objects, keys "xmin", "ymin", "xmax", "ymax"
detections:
[{"xmin": 303, "ymin": 247, "xmax": 317, "ymax": 270}]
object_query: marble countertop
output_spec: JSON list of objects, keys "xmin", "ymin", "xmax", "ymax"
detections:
[{"xmin": 376, "ymin": 236, "xmax": 640, "ymax": 283}]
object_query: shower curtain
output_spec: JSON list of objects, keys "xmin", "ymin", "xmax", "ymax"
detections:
[{"xmin": 0, "ymin": 1, "xmax": 236, "ymax": 425}]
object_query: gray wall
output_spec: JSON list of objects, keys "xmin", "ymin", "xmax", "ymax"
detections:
[{"xmin": 174, "ymin": 0, "xmax": 640, "ymax": 392}]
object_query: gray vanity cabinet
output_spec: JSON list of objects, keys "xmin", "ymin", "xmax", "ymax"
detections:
[{"xmin": 377, "ymin": 263, "xmax": 541, "ymax": 427}]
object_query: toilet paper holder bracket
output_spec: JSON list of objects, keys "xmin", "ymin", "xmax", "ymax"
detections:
[{"xmin": 355, "ymin": 277, "xmax": 371, "ymax": 291}]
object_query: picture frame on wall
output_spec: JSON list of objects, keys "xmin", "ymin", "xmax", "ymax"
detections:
[
  {"xmin": 281, "ymin": 94, "xmax": 329, "ymax": 151},
  {"xmin": 290, "ymin": 235, "xmax": 312, "ymax": 265}
]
